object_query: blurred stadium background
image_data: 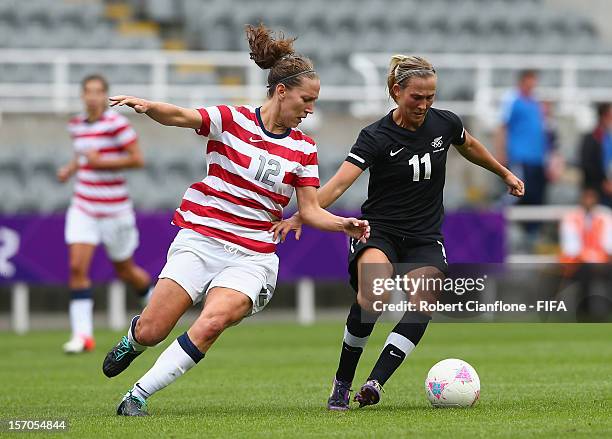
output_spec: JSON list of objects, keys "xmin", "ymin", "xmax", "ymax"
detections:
[{"xmin": 2, "ymin": 0, "xmax": 612, "ymax": 331}]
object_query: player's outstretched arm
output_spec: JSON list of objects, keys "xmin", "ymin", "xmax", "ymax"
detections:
[
  {"xmin": 84, "ymin": 140, "xmax": 145, "ymax": 171},
  {"xmin": 294, "ymin": 186, "xmax": 370, "ymax": 242},
  {"xmin": 270, "ymin": 162, "xmax": 363, "ymax": 242},
  {"xmin": 109, "ymin": 96, "xmax": 202, "ymax": 129},
  {"xmin": 454, "ymin": 130, "xmax": 525, "ymax": 197},
  {"xmin": 316, "ymin": 161, "xmax": 364, "ymax": 209},
  {"xmin": 57, "ymin": 156, "xmax": 79, "ymax": 182}
]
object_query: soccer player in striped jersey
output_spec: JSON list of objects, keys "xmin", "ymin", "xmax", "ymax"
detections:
[
  {"xmin": 273, "ymin": 55, "xmax": 524, "ymax": 410},
  {"xmin": 101, "ymin": 24, "xmax": 370, "ymax": 416},
  {"xmin": 57, "ymin": 75, "xmax": 153, "ymax": 354}
]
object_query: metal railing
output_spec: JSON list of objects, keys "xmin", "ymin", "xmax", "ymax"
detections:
[
  {"xmin": 2, "ymin": 50, "xmax": 612, "ymax": 120},
  {"xmin": 505, "ymin": 205, "xmax": 573, "ymax": 264},
  {"xmin": 0, "ymin": 49, "xmax": 263, "ymax": 113}
]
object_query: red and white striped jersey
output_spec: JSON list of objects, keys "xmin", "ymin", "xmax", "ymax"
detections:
[
  {"xmin": 173, "ymin": 105, "xmax": 320, "ymax": 254},
  {"xmin": 67, "ymin": 109, "xmax": 138, "ymax": 217}
]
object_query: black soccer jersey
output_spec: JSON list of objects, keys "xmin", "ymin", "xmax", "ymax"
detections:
[{"xmin": 345, "ymin": 107, "xmax": 466, "ymax": 240}]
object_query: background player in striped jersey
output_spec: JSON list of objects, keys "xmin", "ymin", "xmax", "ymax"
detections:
[
  {"xmin": 100, "ymin": 24, "xmax": 370, "ymax": 416},
  {"xmin": 273, "ymin": 55, "xmax": 524, "ymax": 410},
  {"xmin": 57, "ymin": 74, "xmax": 153, "ymax": 354}
]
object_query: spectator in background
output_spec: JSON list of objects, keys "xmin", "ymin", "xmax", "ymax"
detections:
[
  {"xmin": 580, "ymin": 103, "xmax": 612, "ymax": 208},
  {"xmin": 496, "ymin": 70, "xmax": 550, "ymax": 204},
  {"xmin": 559, "ymin": 188, "xmax": 612, "ymax": 320},
  {"xmin": 495, "ymin": 70, "xmax": 550, "ymax": 243}
]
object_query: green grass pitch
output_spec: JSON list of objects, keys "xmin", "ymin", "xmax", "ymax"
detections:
[{"xmin": 1, "ymin": 322, "xmax": 610, "ymax": 438}]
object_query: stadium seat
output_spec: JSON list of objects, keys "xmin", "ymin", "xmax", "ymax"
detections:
[
  {"xmin": 386, "ymin": 28, "xmax": 421, "ymax": 53},
  {"xmin": 0, "ymin": 148, "xmax": 25, "ymax": 188},
  {"xmin": 143, "ymin": 0, "xmax": 181, "ymax": 24},
  {"xmin": 199, "ymin": 22, "xmax": 237, "ymax": 51},
  {"xmin": 0, "ymin": 176, "xmax": 27, "ymax": 213},
  {"xmin": 0, "ymin": 0, "xmax": 16, "ymax": 22}
]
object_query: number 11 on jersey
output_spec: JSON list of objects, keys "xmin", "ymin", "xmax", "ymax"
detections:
[{"xmin": 408, "ymin": 152, "xmax": 431, "ymax": 182}]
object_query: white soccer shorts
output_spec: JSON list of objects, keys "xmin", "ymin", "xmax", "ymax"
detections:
[
  {"xmin": 64, "ymin": 206, "xmax": 139, "ymax": 262},
  {"xmin": 159, "ymin": 228, "xmax": 279, "ymax": 316}
]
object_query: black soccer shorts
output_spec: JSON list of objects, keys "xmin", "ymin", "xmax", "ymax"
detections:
[{"xmin": 347, "ymin": 228, "xmax": 449, "ymax": 292}]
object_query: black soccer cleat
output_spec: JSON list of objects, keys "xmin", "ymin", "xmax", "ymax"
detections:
[
  {"xmin": 116, "ymin": 391, "xmax": 148, "ymax": 416},
  {"xmin": 103, "ymin": 336, "xmax": 143, "ymax": 378}
]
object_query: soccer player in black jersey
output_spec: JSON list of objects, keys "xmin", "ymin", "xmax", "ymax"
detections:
[{"xmin": 272, "ymin": 55, "xmax": 524, "ymax": 410}]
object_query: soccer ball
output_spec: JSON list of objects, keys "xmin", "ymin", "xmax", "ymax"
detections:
[{"xmin": 425, "ymin": 358, "xmax": 480, "ymax": 407}]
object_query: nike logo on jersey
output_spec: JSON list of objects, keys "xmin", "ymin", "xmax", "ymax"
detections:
[
  {"xmin": 249, "ymin": 136, "xmax": 265, "ymax": 143},
  {"xmin": 390, "ymin": 147, "xmax": 404, "ymax": 157},
  {"xmin": 389, "ymin": 350, "xmax": 402, "ymax": 358},
  {"xmin": 431, "ymin": 136, "xmax": 443, "ymax": 149}
]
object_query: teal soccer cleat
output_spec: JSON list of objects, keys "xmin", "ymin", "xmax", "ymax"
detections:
[
  {"xmin": 103, "ymin": 336, "xmax": 143, "ymax": 378},
  {"xmin": 116, "ymin": 391, "xmax": 148, "ymax": 416}
]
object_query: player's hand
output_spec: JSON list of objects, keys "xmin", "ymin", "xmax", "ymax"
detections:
[
  {"xmin": 341, "ymin": 218, "xmax": 370, "ymax": 243},
  {"xmin": 503, "ymin": 172, "xmax": 525, "ymax": 197},
  {"xmin": 270, "ymin": 214, "xmax": 303, "ymax": 242},
  {"xmin": 109, "ymin": 95, "xmax": 151, "ymax": 113},
  {"xmin": 85, "ymin": 150, "xmax": 103, "ymax": 168},
  {"xmin": 56, "ymin": 165, "xmax": 73, "ymax": 183}
]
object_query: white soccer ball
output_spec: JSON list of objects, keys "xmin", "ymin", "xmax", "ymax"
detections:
[{"xmin": 425, "ymin": 358, "xmax": 480, "ymax": 407}]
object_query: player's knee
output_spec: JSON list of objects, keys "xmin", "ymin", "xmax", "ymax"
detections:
[
  {"xmin": 114, "ymin": 263, "xmax": 133, "ymax": 282},
  {"xmin": 202, "ymin": 317, "xmax": 228, "ymax": 337},
  {"xmin": 68, "ymin": 260, "xmax": 88, "ymax": 281},
  {"xmin": 193, "ymin": 315, "xmax": 231, "ymax": 341},
  {"xmin": 356, "ymin": 294, "xmax": 378, "ymax": 314},
  {"xmin": 134, "ymin": 317, "xmax": 169, "ymax": 346}
]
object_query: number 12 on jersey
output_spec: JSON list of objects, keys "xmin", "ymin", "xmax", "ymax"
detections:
[
  {"xmin": 255, "ymin": 155, "xmax": 281, "ymax": 186},
  {"xmin": 408, "ymin": 152, "xmax": 431, "ymax": 182}
]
